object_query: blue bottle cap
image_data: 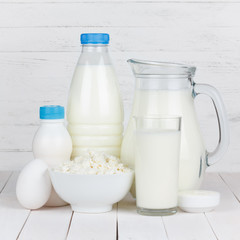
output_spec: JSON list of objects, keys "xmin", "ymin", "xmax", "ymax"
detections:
[
  {"xmin": 81, "ymin": 33, "xmax": 109, "ymax": 44},
  {"xmin": 40, "ymin": 105, "xmax": 64, "ymax": 119}
]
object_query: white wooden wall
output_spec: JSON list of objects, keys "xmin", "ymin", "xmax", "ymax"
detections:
[{"xmin": 0, "ymin": 0, "xmax": 239, "ymax": 171}]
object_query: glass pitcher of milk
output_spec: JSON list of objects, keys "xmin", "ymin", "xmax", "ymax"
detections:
[
  {"xmin": 121, "ymin": 59, "xmax": 229, "ymax": 197},
  {"xmin": 67, "ymin": 33, "xmax": 123, "ymax": 158}
]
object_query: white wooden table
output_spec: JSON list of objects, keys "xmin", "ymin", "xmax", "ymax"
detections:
[{"xmin": 1, "ymin": 172, "xmax": 240, "ymax": 240}]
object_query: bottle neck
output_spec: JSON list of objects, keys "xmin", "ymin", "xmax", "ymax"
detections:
[
  {"xmin": 81, "ymin": 44, "xmax": 109, "ymax": 53},
  {"xmin": 78, "ymin": 44, "xmax": 112, "ymax": 65},
  {"xmin": 40, "ymin": 119, "xmax": 65, "ymax": 124}
]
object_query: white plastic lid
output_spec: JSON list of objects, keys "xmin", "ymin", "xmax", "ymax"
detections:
[{"xmin": 178, "ymin": 190, "xmax": 220, "ymax": 213}]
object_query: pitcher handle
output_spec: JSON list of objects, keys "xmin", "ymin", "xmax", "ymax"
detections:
[{"xmin": 193, "ymin": 83, "xmax": 230, "ymax": 166}]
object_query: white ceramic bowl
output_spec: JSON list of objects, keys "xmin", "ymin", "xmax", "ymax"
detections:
[{"xmin": 48, "ymin": 170, "xmax": 134, "ymax": 213}]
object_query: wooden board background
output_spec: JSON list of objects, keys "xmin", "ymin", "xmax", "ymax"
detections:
[{"xmin": 0, "ymin": 1, "xmax": 239, "ymax": 171}]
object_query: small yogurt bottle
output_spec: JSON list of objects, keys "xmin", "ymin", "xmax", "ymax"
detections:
[{"xmin": 32, "ymin": 105, "xmax": 72, "ymax": 207}]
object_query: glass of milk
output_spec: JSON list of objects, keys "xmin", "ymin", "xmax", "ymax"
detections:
[{"xmin": 134, "ymin": 116, "xmax": 181, "ymax": 216}]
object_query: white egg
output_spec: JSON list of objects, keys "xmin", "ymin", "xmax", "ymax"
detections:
[{"xmin": 16, "ymin": 159, "xmax": 52, "ymax": 209}]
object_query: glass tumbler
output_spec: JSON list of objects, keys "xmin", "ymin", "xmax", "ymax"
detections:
[{"xmin": 134, "ymin": 116, "xmax": 181, "ymax": 216}]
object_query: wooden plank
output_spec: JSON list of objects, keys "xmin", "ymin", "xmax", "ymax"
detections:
[
  {"xmin": 0, "ymin": 152, "xmax": 32, "ymax": 171},
  {"xmin": 0, "ymin": 126, "xmax": 38, "ymax": 151},
  {"xmin": 118, "ymin": 194, "xmax": 168, "ymax": 240},
  {"xmin": 0, "ymin": 51, "xmax": 238, "ymax": 96},
  {"xmin": 0, "ymin": 172, "xmax": 30, "ymax": 240},
  {"xmin": 0, "ymin": 112, "xmax": 237, "ymax": 164},
  {"xmin": 0, "ymin": 83, "xmax": 235, "ymax": 125},
  {"xmin": 0, "ymin": 51, "xmax": 239, "ymax": 70},
  {"xmin": 18, "ymin": 206, "xmax": 73, "ymax": 240},
  {"xmin": 0, "ymin": 3, "xmax": 239, "ymax": 28},
  {"xmin": 0, "ymin": 117, "xmax": 237, "ymax": 172},
  {"xmin": 0, "ymin": 111, "xmax": 235, "ymax": 154},
  {"xmin": 67, "ymin": 205, "xmax": 117, "ymax": 240},
  {"xmin": 163, "ymin": 210, "xmax": 217, "ymax": 240},
  {"xmin": 0, "ymin": 52, "xmax": 238, "ymax": 107},
  {"xmin": 0, "ymin": 116, "xmax": 237, "ymax": 172},
  {"xmin": 219, "ymin": 173, "xmax": 240, "ymax": 202},
  {"xmin": 1, "ymin": 27, "xmax": 240, "ymax": 53},
  {"xmin": 0, "ymin": 0, "xmax": 239, "ymax": 3},
  {"xmin": 0, "ymin": 51, "xmax": 238, "ymax": 98},
  {"xmin": 0, "ymin": 171, "xmax": 19, "ymax": 195},
  {"xmin": 0, "ymin": 171, "xmax": 12, "ymax": 192},
  {"xmin": 0, "ymin": 52, "xmax": 238, "ymax": 93},
  {"xmin": 0, "ymin": 51, "xmax": 237, "ymax": 117},
  {"xmin": 201, "ymin": 173, "xmax": 240, "ymax": 240}
]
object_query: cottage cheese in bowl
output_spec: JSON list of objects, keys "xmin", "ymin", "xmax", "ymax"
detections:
[
  {"xmin": 49, "ymin": 151, "xmax": 134, "ymax": 213},
  {"xmin": 54, "ymin": 151, "xmax": 132, "ymax": 175}
]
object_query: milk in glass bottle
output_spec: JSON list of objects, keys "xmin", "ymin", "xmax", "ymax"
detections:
[{"xmin": 67, "ymin": 33, "xmax": 123, "ymax": 158}]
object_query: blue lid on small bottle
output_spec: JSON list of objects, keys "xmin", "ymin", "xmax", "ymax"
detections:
[
  {"xmin": 81, "ymin": 33, "xmax": 109, "ymax": 44},
  {"xmin": 40, "ymin": 105, "xmax": 64, "ymax": 119}
]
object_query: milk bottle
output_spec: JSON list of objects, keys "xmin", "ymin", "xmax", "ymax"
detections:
[
  {"xmin": 32, "ymin": 105, "xmax": 72, "ymax": 207},
  {"xmin": 67, "ymin": 33, "xmax": 123, "ymax": 158}
]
